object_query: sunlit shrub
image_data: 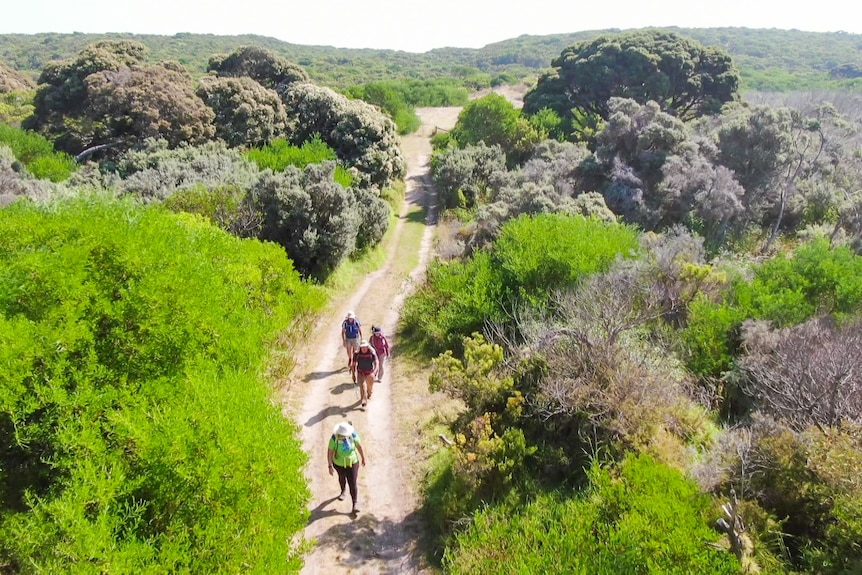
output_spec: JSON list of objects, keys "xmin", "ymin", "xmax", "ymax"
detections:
[{"xmin": 0, "ymin": 195, "xmax": 322, "ymax": 572}]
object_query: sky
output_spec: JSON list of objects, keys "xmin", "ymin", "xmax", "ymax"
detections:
[{"xmin": 2, "ymin": 0, "xmax": 860, "ymax": 53}]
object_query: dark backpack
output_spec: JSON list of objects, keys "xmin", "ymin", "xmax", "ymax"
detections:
[{"xmin": 354, "ymin": 348, "xmax": 376, "ymax": 372}]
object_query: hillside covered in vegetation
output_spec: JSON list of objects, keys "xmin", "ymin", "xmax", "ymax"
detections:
[{"xmin": 2, "ymin": 27, "xmax": 862, "ymax": 91}]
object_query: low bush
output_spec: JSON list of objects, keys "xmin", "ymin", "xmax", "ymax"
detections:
[
  {"xmin": 0, "ymin": 124, "xmax": 76, "ymax": 181},
  {"xmin": 682, "ymin": 240, "xmax": 862, "ymax": 379},
  {"xmin": 705, "ymin": 418, "xmax": 862, "ymax": 573},
  {"xmin": 244, "ymin": 135, "xmax": 353, "ymax": 188},
  {"xmin": 443, "ymin": 453, "xmax": 739, "ymax": 573}
]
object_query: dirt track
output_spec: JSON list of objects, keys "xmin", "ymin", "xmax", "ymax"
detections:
[{"xmin": 282, "ymin": 106, "xmax": 461, "ymax": 574}]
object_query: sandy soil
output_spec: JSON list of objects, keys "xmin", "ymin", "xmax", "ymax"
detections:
[{"xmin": 281, "ymin": 105, "xmax": 461, "ymax": 574}]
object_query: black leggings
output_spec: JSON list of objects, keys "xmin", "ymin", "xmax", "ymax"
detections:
[{"xmin": 334, "ymin": 462, "xmax": 360, "ymax": 505}]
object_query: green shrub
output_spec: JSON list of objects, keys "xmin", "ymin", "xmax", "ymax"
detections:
[
  {"xmin": 0, "ymin": 91, "xmax": 35, "ymax": 125},
  {"xmin": 682, "ymin": 240, "xmax": 862, "ymax": 379},
  {"xmin": 400, "ymin": 251, "xmax": 505, "ymax": 356},
  {"xmin": 245, "ymin": 135, "xmax": 353, "ymax": 188},
  {"xmin": 0, "ymin": 194, "xmax": 323, "ymax": 572},
  {"xmin": 344, "ymin": 79, "xmax": 470, "ymax": 135},
  {"xmin": 493, "ymin": 213, "xmax": 640, "ymax": 306},
  {"xmin": 0, "ymin": 124, "xmax": 76, "ymax": 181},
  {"xmin": 444, "ymin": 454, "xmax": 739, "ymax": 574},
  {"xmin": 401, "ymin": 214, "xmax": 639, "ymax": 357}
]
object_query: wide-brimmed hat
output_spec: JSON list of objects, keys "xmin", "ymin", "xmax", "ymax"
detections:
[
  {"xmin": 346, "ymin": 311, "xmax": 356, "ymax": 319},
  {"xmin": 359, "ymin": 339, "xmax": 369, "ymax": 347},
  {"xmin": 333, "ymin": 421, "xmax": 354, "ymax": 437}
]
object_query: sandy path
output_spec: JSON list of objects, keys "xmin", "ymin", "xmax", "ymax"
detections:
[{"xmin": 282, "ymin": 106, "xmax": 462, "ymax": 574}]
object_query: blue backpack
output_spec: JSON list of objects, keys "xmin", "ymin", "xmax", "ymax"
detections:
[{"xmin": 343, "ymin": 318, "xmax": 360, "ymax": 338}]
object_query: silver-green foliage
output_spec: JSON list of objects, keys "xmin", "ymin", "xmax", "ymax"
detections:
[
  {"xmin": 0, "ymin": 144, "xmax": 63, "ymax": 206},
  {"xmin": 196, "ymin": 75, "xmax": 288, "ymax": 148},
  {"xmin": 279, "ymin": 82, "xmax": 405, "ymax": 189},
  {"xmin": 117, "ymin": 139, "xmax": 261, "ymax": 200},
  {"xmin": 252, "ymin": 161, "xmax": 361, "ymax": 279}
]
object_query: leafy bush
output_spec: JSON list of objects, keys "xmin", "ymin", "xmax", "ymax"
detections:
[
  {"xmin": 443, "ymin": 453, "xmax": 739, "ymax": 573},
  {"xmin": 278, "ymin": 82, "xmax": 405, "ymax": 188},
  {"xmin": 116, "ymin": 139, "xmax": 261, "ymax": 200},
  {"xmin": 0, "ymin": 145, "xmax": 62, "ymax": 205},
  {"xmin": 0, "ymin": 194, "xmax": 323, "ymax": 572},
  {"xmin": 705, "ymin": 417, "xmax": 862, "ymax": 573},
  {"xmin": 244, "ymin": 136, "xmax": 353, "ymax": 188},
  {"xmin": 449, "ymin": 93, "xmax": 543, "ymax": 167},
  {"xmin": 0, "ymin": 90, "xmax": 35, "ymax": 125},
  {"xmin": 196, "ymin": 75, "xmax": 288, "ymax": 148},
  {"xmin": 431, "ymin": 142, "xmax": 507, "ymax": 210},
  {"xmin": 493, "ymin": 212, "xmax": 640, "ymax": 306},
  {"xmin": 0, "ymin": 124, "xmax": 76, "ymax": 181},
  {"xmin": 401, "ymin": 214, "xmax": 638, "ymax": 356},
  {"xmin": 161, "ymin": 184, "xmax": 262, "ymax": 238},
  {"xmin": 682, "ymin": 240, "xmax": 862, "ymax": 378},
  {"xmin": 251, "ymin": 162, "xmax": 362, "ymax": 280},
  {"xmin": 206, "ymin": 45, "xmax": 309, "ymax": 90},
  {"xmin": 352, "ymin": 185, "xmax": 390, "ymax": 251},
  {"xmin": 400, "ymin": 251, "xmax": 504, "ymax": 356}
]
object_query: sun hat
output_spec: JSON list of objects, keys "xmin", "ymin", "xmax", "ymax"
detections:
[
  {"xmin": 346, "ymin": 311, "xmax": 355, "ymax": 319},
  {"xmin": 333, "ymin": 421, "xmax": 354, "ymax": 437},
  {"xmin": 359, "ymin": 339, "xmax": 369, "ymax": 347}
]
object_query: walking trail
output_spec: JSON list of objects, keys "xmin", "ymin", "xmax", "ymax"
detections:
[{"xmin": 280, "ymin": 106, "xmax": 462, "ymax": 574}]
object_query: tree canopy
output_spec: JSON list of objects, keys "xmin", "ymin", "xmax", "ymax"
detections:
[
  {"xmin": 24, "ymin": 40, "xmax": 214, "ymax": 155},
  {"xmin": 206, "ymin": 45, "xmax": 309, "ymax": 90},
  {"xmin": 523, "ymin": 30, "xmax": 740, "ymax": 141}
]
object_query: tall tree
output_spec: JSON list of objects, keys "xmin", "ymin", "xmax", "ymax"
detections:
[
  {"xmin": 24, "ymin": 40, "xmax": 149, "ymax": 152},
  {"xmin": 206, "ymin": 46, "xmax": 308, "ymax": 90},
  {"xmin": 523, "ymin": 30, "xmax": 739, "ymax": 142},
  {"xmin": 24, "ymin": 41, "xmax": 214, "ymax": 155}
]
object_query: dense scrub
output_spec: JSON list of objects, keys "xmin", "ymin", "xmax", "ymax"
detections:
[
  {"xmin": 0, "ymin": 195, "xmax": 323, "ymax": 572},
  {"xmin": 411, "ymin": 48, "xmax": 862, "ymax": 568},
  {"xmin": 443, "ymin": 454, "xmax": 740, "ymax": 573},
  {"xmin": 0, "ymin": 124, "xmax": 76, "ymax": 181},
  {"xmin": 3, "ymin": 28, "xmax": 862, "ymax": 92},
  {"xmin": 400, "ymin": 213, "xmax": 639, "ymax": 355}
]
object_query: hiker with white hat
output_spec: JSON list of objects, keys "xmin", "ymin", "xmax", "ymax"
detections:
[
  {"xmin": 327, "ymin": 421, "xmax": 366, "ymax": 514},
  {"xmin": 341, "ymin": 311, "xmax": 362, "ymax": 373}
]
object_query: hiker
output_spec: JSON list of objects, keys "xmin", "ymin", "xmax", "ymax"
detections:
[
  {"xmin": 352, "ymin": 340, "xmax": 378, "ymax": 407},
  {"xmin": 327, "ymin": 421, "xmax": 366, "ymax": 514},
  {"xmin": 341, "ymin": 311, "xmax": 362, "ymax": 370},
  {"xmin": 369, "ymin": 325, "xmax": 390, "ymax": 381}
]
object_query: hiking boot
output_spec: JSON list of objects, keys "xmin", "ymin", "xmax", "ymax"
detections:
[{"xmin": 338, "ymin": 488, "xmax": 346, "ymax": 501}]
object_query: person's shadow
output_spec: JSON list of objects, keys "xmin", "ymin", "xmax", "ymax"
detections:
[
  {"xmin": 304, "ymin": 405, "xmax": 352, "ymax": 427},
  {"xmin": 303, "ymin": 369, "xmax": 343, "ymax": 382},
  {"xmin": 330, "ymin": 382, "xmax": 355, "ymax": 396},
  {"xmin": 307, "ymin": 496, "xmax": 352, "ymax": 524}
]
